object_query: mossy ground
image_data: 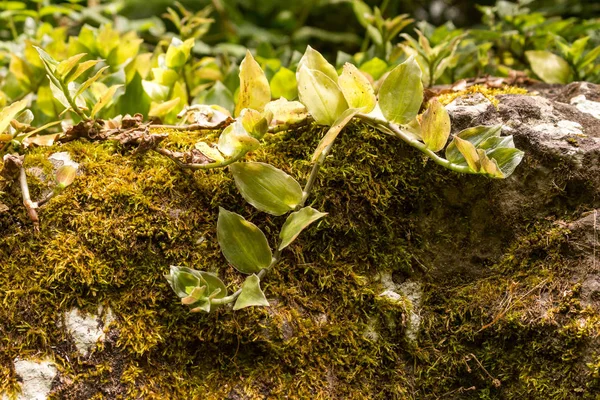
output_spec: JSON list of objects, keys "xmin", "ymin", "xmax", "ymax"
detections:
[{"xmin": 0, "ymin": 121, "xmax": 598, "ymax": 399}]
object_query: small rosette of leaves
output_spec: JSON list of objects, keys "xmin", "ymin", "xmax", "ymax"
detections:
[
  {"xmin": 165, "ymin": 266, "xmax": 227, "ymax": 313},
  {"xmin": 445, "ymin": 125, "xmax": 524, "ymax": 178}
]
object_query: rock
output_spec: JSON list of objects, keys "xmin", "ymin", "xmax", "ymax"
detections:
[
  {"xmin": 62, "ymin": 306, "xmax": 115, "ymax": 357},
  {"xmin": 6, "ymin": 359, "xmax": 58, "ymax": 400}
]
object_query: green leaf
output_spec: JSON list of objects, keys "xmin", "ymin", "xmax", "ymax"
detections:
[
  {"xmin": 217, "ymin": 121, "xmax": 260, "ymax": 158},
  {"xmin": 229, "ymin": 162, "xmax": 303, "ymax": 216},
  {"xmin": 165, "ymin": 37, "xmax": 194, "ymax": 69},
  {"xmin": 217, "ymin": 208, "xmax": 272, "ymax": 274},
  {"xmin": 240, "ymin": 108, "xmax": 271, "ymax": 139},
  {"xmin": 486, "ymin": 147, "xmax": 524, "ymax": 178},
  {"xmin": 65, "ymin": 60, "xmax": 101, "ymax": 83},
  {"xmin": 421, "ymin": 99, "xmax": 450, "ymax": 152},
  {"xmin": 197, "ymin": 81, "xmax": 235, "ymax": 114},
  {"xmin": 359, "ymin": 58, "xmax": 388, "ymax": 81},
  {"xmin": 378, "ymin": 56, "xmax": 423, "ymax": 125},
  {"xmin": 297, "ymin": 66, "xmax": 348, "ymax": 126},
  {"xmin": 478, "ymin": 149, "xmax": 504, "ymax": 179},
  {"xmin": 56, "ymin": 53, "xmax": 87, "ymax": 80},
  {"xmin": 0, "ymin": 99, "xmax": 28, "ymax": 134},
  {"xmin": 312, "ymin": 108, "xmax": 359, "ymax": 162},
  {"xmin": 338, "ymin": 63, "xmax": 376, "ymax": 113},
  {"xmin": 74, "ymin": 66, "xmax": 110, "ymax": 99},
  {"xmin": 525, "ymin": 50, "xmax": 572, "ymax": 84},
  {"xmin": 270, "ymin": 67, "xmax": 298, "ymax": 100},
  {"xmin": 149, "ymin": 97, "xmax": 180, "ymax": 118},
  {"xmin": 91, "ymin": 85, "xmax": 122, "ymax": 118},
  {"xmin": 445, "ymin": 125, "xmax": 502, "ymax": 164},
  {"xmin": 453, "ymin": 137, "xmax": 480, "ymax": 171},
  {"xmin": 235, "ymin": 50, "xmax": 271, "ymax": 116},
  {"xmin": 233, "ymin": 274, "xmax": 269, "ymax": 310},
  {"xmin": 279, "ymin": 207, "xmax": 327, "ymax": 250},
  {"xmin": 478, "ymin": 135, "xmax": 515, "ymax": 151},
  {"xmin": 297, "ymin": 45, "xmax": 339, "ymax": 82}
]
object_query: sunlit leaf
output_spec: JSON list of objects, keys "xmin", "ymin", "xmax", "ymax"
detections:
[
  {"xmin": 235, "ymin": 50, "xmax": 271, "ymax": 116},
  {"xmin": 453, "ymin": 136, "xmax": 480, "ymax": 171},
  {"xmin": 421, "ymin": 99, "xmax": 450, "ymax": 152},
  {"xmin": 217, "ymin": 208, "xmax": 272, "ymax": 274},
  {"xmin": 445, "ymin": 125, "xmax": 501, "ymax": 164},
  {"xmin": 297, "ymin": 66, "xmax": 348, "ymax": 126},
  {"xmin": 270, "ymin": 67, "xmax": 298, "ymax": 100},
  {"xmin": 338, "ymin": 63, "xmax": 376, "ymax": 113},
  {"xmin": 486, "ymin": 147, "xmax": 524, "ymax": 178},
  {"xmin": 297, "ymin": 45, "xmax": 339, "ymax": 82},
  {"xmin": 279, "ymin": 207, "xmax": 327, "ymax": 250},
  {"xmin": 378, "ymin": 56, "xmax": 423, "ymax": 125},
  {"xmin": 149, "ymin": 97, "xmax": 181, "ymax": 118},
  {"xmin": 233, "ymin": 274, "xmax": 269, "ymax": 310},
  {"xmin": 56, "ymin": 53, "xmax": 87, "ymax": 80},
  {"xmin": 229, "ymin": 162, "xmax": 303, "ymax": 216},
  {"xmin": 217, "ymin": 121, "xmax": 260, "ymax": 158},
  {"xmin": 525, "ymin": 50, "xmax": 571, "ymax": 84},
  {"xmin": 0, "ymin": 99, "xmax": 28, "ymax": 134},
  {"xmin": 91, "ymin": 85, "xmax": 122, "ymax": 118},
  {"xmin": 312, "ymin": 108, "xmax": 359, "ymax": 162}
]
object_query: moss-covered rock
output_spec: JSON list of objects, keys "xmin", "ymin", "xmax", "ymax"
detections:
[{"xmin": 1, "ymin": 85, "xmax": 599, "ymax": 399}]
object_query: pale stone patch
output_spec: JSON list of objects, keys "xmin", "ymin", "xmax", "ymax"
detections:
[
  {"xmin": 48, "ymin": 152, "xmax": 80, "ymax": 170},
  {"xmin": 531, "ymin": 120, "xmax": 583, "ymax": 138},
  {"xmin": 2, "ymin": 359, "xmax": 58, "ymax": 400},
  {"xmin": 570, "ymin": 95, "xmax": 600, "ymax": 120},
  {"xmin": 63, "ymin": 305, "xmax": 115, "ymax": 357}
]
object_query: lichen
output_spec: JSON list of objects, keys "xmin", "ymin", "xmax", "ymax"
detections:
[{"xmin": 436, "ymin": 85, "xmax": 529, "ymax": 107}]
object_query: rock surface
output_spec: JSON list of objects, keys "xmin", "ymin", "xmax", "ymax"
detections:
[{"xmin": 0, "ymin": 82, "xmax": 599, "ymax": 399}]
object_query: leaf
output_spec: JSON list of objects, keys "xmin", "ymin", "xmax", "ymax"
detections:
[
  {"xmin": 195, "ymin": 142, "xmax": 224, "ymax": 163},
  {"xmin": 91, "ymin": 85, "xmax": 122, "ymax": 118},
  {"xmin": 233, "ymin": 274, "xmax": 269, "ymax": 310},
  {"xmin": 486, "ymin": 147, "xmax": 524, "ymax": 178},
  {"xmin": 217, "ymin": 121, "xmax": 260, "ymax": 158},
  {"xmin": 74, "ymin": 66, "xmax": 110, "ymax": 99},
  {"xmin": 235, "ymin": 50, "xmax": 271, "ymax": 116},
  {"xmin": 477, "ymin": 149, "xmax": 504, "ymax": 178},
  {"xmin": 229, "ymin": 162, "xmax": 303, "ymax": 216},
  {"xmin": 445, "ymin": 125, "xmax": 502, "ymax": 164},
  {"xmin": 312, "ymin": 108, "xmax": 359, "ymax": 162},
  {"xmin": 0, "ymin": 99, "xmax": 28, "ymax": 134},
  {"xmin": 338, "ymin": 63, "xmax": 376, "ymax": 113},
  {"xmin": 217, "ymin": 208, "xmax": 272, "ymax": 274},
  {"xmin": 525, "ymin": 50, "xmax": 571, "ymax": 84},
  {"xmin": 65, "ymin": 60, "xmax": 101, "ymax": 83},
  {"xmin": 270, "ymin": 67, "xmax": 298, "ymax": 100},
  {"xmin": 240, "ymin": 108, "xmax": 271, "ymax": 139},
  {"xmin": 149, "ymin": 97, "xmax": 181, "ymax": 118},
  {"xmin": 55, "ymin": 165, "xmax": 77, "ymax": 188},
  {"xmin": 453, "ymin": 137, "xmax": 480, "ymax": 171},
  {"xmin": 297, "ymin": 45, "xmax": 339, "ymax": 82},
  {"xmin": 56, "ymin": 53, "xmax": 87, "ymax": 80},
  {"xmin": 378, "ymin": 56, "xmax": 423, "ymax": 125},
  {"xmin": 478, "ymin": 135, "xmax": 515, "ymax": 151},
  {"xmin": 359, "ymin": 58, "xmax": 388, "ymax": 81},
  {"xmin": 421, "ymin": 99, "xmax": 450, "ymax": 152},
  {"xmin": 165, "ymin": 37, "xmax": 194, "ymax": 69},
  {"xmin": 279, "ymin": 207, "xmax": 327, "ymax": 250},
  {"xmin": 297, "ymin": 66, "xmax": 348, "ymax": 126},
  {"xmin": 197, "ymin": 81, "xmax": 235, "ymax": 114}
]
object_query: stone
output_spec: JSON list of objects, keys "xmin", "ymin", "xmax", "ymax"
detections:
[
  {"xmin": 8, "ymin": 359, "xmax": 58, "ymax": 400},
  {"xmin": 62, "ymin": 306, "xmax": 115, "ymax": 357}
]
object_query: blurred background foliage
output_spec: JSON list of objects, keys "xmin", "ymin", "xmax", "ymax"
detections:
[{"xmin": 2, "ymin": 0, "xmax": 599, "ymax": 58}]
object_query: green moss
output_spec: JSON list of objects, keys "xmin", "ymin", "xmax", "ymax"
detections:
[{"xmin": 0, "ymin": 122, "xmax": 598, "ymax": 398}]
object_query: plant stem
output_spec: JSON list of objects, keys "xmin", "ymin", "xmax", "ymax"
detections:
[
  {"xmin": 59, "ymin": 79, "xmax": 91, "ymax": 122},
  {"xmin": 153, "ymin": 147, "xmax": 246, "ymax": 170},
  {"xmin": 356, "ymin": 113, "xmax": 475, "ymax": 174},
  {"xmin": 19, "ymin": 167, "xmax": 39, "ymax": 227}
]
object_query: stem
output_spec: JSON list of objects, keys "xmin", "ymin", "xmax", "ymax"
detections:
[
  {"xmin": 153, "ymin": 147, "xmax": 246, "ymax": 170},
  {"xmin": 59, "ymin": 79, "xmax": 90, "ymax": 122},
  {"xmin": 356, "ymin": 113, "xmax": 475, "ymax": 174},
  {"xmin": 19, "ymin": 167, "xmax": 39, "ymax": 227}
]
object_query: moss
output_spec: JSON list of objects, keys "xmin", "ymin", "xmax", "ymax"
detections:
[{"xmin": 0, "ymin": 121, "xmax": 598, "ymax": 398}]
